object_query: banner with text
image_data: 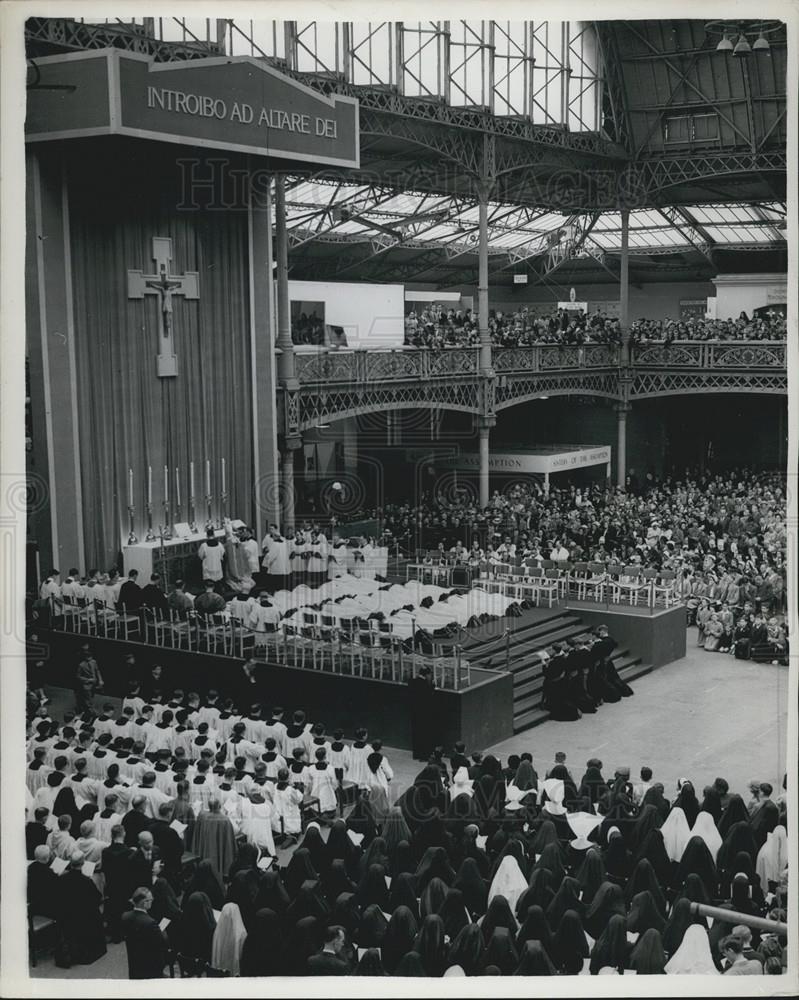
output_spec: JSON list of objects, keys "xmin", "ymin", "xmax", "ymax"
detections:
[{"xmin": 26, "ymin": 50, "xmax": 359, "ymax": 168}]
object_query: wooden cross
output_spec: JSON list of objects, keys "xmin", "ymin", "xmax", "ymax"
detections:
[{"xmin": 128, "ymin": 237, "xmax": 199, "ymax": 378}]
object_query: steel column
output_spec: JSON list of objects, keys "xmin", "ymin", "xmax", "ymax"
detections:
[{"xmin": 478, "ymin": 419, "xmax": 491, "ymax": 509}]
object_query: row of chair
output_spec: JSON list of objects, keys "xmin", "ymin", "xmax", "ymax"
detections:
[
  {"xmin": 472, "ymin": 560, "xmax": 679, "ymax": 608},
  {"xmin": 51, "ymin": 599, "xmax": 472, "ymax": 690}
]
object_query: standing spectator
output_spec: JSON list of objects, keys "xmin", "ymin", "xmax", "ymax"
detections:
[
  {"xmin": 74, "ymin": 644, "xmax": 103, "ymax": 715},
  {"xmin": 121, "ymin": 885, "xmax": 169, "ymax": 979}
]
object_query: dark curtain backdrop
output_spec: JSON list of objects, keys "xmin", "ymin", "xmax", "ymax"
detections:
[{"xmin": 67, "ymin": 139, "xmax": 253, "ymax": 570}]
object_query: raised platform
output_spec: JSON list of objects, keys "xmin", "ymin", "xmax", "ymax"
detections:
[
  {"xmin": 564, "ymin": 601, "xmax": 687, "ymax": 668},
  {"xmin": 34, "ymin": 601, "xmax": 685, "ymax": 749},
  {"xmin": 32, "ymin": 629, "xmax": 514, "ymax": 752},
  {"xmin": 444, "ymin": 602, "xmax": 685, "ymax": 733}
]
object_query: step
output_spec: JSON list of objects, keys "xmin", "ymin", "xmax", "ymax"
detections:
[
  {"xmin": 460, "ymin": 613, "xmax": 579, "ymax": 657},
  {"xmin": 512, "ymin": 707, "xmax": 550, "ymax": 733},
  {"xmin": 512, "ymin": 660, "xmax": 654, "ymax": 734},
  {"xmin": 511, "ymin": 654, "xmax": 641, "ymax": 714},
  {"xmin": 511, "ymin": 651, "xmax": 637, "ymax": 701},
  {"xmin": 502, "ymin": 625, "xmax": 595, "ymax": 667}
]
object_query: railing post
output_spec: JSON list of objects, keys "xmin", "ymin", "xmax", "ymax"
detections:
[{"xmin": 505, "ymin": 627, "xmax": 511, "ymax": 671}]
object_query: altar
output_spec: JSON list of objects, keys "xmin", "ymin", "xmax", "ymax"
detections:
[{"xmin": 122, "ymin": 527, "xmax": 226, "ymax": 586}]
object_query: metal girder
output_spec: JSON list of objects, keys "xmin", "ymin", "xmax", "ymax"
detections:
[
  {"xmin": 594, "ymin": 22, "xmax": 633, "ymax": 153},
  {"xmin": 286, "ymin": 184, "xmax": 397, "ymax": 249},
  {"xmin": 495, "ymin": 371, "xmax": 622, "ymax": 409},
  {"xmin": 25, "ymin": 15, "xmax": 222, "ymax": 60},
  {"xmin": 657, "ymin": 206, "xmax": 715, "ymax": 264},
  {"xmin": 630, "ymin": 370, "xmax": 787, "ymax": 399},
  {"xmin": 297, "ymin": 379, "xmax": 483, "ymax": 431},
  {"xmin": 639, "ymin": 149, "xmax": 787, "ymax": 200}
]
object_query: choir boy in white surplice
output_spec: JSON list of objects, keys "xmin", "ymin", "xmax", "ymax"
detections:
[
  {"xmin": 328, "ymin": 534, "xmax": 349, "ymax": 580},
  {"xmin": 307, "ymin": 530, "xmax": 329, "ymax": 587}
]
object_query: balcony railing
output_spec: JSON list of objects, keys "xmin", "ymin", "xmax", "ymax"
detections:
[
  {"xmin": 292, "ymin": 340, "xmax": 785, "ymax": 385},
  {"xmin": 632, "ymin": 340, "xmax": 786, "ymax": 369}
]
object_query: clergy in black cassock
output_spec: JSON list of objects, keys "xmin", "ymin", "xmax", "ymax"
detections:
[
  {"xmin": 54, "ymin": 854, "xmax": 107, "ymax": 968},
  {"xmin": 407, "ymin": 665, "xmax": 436, "ymax": 761}
]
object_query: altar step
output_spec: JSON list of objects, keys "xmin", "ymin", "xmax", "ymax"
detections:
[{"xmin": 451, "ymin": 605, "xmax": 654, "ymax": 735}]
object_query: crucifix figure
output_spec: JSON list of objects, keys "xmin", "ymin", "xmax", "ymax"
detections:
[{"xmin": 128, "ymin": 237, "xmax": 199, "ymax": 378}]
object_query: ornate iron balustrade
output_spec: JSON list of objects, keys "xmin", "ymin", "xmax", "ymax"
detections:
[
  {"xmin": 632, "ymin": 340, "xmax": 785, "ymax": 370},
  {"xmin": 288, "ymin": 340, "xmax": 786, "ymax": 430},
  {"xmin": 294, "ymin": 341, "xmax": 785, "ymax": 386},
  {"xmin": 294, "ymin": 347, "xmax": 480, "ymax": 384}
]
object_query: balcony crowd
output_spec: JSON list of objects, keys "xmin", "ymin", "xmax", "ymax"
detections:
[{"xmin": 403, "ymin": 306, "xmax": 786, "ymax": 350}]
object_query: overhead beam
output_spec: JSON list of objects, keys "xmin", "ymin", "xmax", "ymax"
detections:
[{"xmin": 657, "ymin": 206, "xmax": 716, "ymax": 265}]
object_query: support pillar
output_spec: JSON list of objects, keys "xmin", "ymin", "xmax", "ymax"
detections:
[
  {"xmin": 247, "ymin": 160, "xmax": 280, "ymax": 531},
  {"xmin": 477, "ymin": 183, "xmax": 492, "ymax": 376},
  {"xmin": 543, "ymin": 471, "xmax": 550, "ymax": 495},
  {"xmin": 281, "ymin": 441, "xmax": 301, "ymax": 535},
  {"xmin": 274, "ymin": 174, "xmax": 295, "ymax": 382},
  {"xmin": 274, "ymin": 173, "xmax": 301, "ymax": 534},
  {"xmin": 616, "ymin": 403, "xmax": 630, "ymax": 489},
  {"xmin": 478, "ymin": 419, "xmax": 491, "ymax": 509},
  {"xmin": 619, "ymin": 207, "xmax": 631, "ymax": 365}
]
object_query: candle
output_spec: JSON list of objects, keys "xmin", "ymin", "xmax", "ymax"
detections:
[
  {"xmin": 147, "ymin": 466, "xmax": 152, "ymax": 505},
  {"xmin": 164, "ymin": 465, "xmax": 169, "ymax": 504},
  {"xmin": 128, "ymin": 468, "xmax": 133, "ymax": 507},
  {"xmin": 221, "ymin": 457, "xmax": 226, "ymax": 494},
  {"xmin": 176, "ymin": 467, "xmax": 181, "ymax": 508},
  {"xmin": 190, "ymin": 461, "xmax": 195, "ymax": 499},
  {"xmin": 206, "ymin": 459, "xmax": 211, "ymax": 496}
]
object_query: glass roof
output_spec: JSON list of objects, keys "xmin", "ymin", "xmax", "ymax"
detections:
[{"xmin": 283, "ymin": 181, "xmax": 786, "ymax": 257}]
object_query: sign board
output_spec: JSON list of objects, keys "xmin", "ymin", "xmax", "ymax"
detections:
[
  {"xmin": 26, "ymin": 50, "xmax": 360, "ymax": 169},
  {"xmin": 588, "ymin": 300, "xmax": 620, "ymax": 318},
  {"xmin": 442, "ymin": 447, "xmax": 611, "ymax": 475},
  {"xmin": 679, "ymin": 299, "xmax": 707, "ymax": 320}
]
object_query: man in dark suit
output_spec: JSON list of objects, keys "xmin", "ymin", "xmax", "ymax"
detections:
[
  {"xmin": 127, "ymin": 830, "xmax": 161, "ymax": 896},
  {"xmin": 122, "ymin": 795, "xmax": 151, "ymax": 847},
  {"xmin": 121, "ymin": 886, "xmax": 168, "ymax": 979},
  {"xmin": 102, "ymin": 825, "xmax": 135, "ymax": 943},
  {"xmin": 139, "ymin": 574, "xmax": 169, "ymax": 615},
  {"xmin": 307, "ymin": 925, "xmax": 351, "ymax": 975},
  {"xmin": 118, "ymin": 570, "xmax": 143, "ymax": 612},
  {"xmin": 149, "ymin": 802, "xmax": 183, "ymax": 888},
  {"xmin": 27, "ymin": 845, "xmax": 59, "ymax": 918},
  {"xmin": 26, "ymin": 807, "xmax": 50, "ymax": 860}
]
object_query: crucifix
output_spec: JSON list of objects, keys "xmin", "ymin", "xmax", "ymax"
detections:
[{"xmin": 128, "ymin": 237, "xmax": 199, "ymax": 378}]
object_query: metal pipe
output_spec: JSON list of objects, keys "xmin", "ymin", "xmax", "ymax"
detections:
[{"xmin": 689, "ymin": 903, "xmax": 787, "ymax": 938}]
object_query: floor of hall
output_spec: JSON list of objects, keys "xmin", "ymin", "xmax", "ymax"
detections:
[{"xmin": 29, "ymin": 627, "xmax": 788, "ymax": 979}]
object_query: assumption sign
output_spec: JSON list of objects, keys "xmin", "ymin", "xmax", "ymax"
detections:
[{"xmin": 25, "ymin": 50, "xmax": 360, "ymax": 168}]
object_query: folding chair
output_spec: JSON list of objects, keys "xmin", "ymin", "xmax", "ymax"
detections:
[{"xmin": 653, "ymin": 569, "xmax": 678, "ymax": 607}]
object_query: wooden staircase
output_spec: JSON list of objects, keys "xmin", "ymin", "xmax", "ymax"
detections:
[{"xmin": 458, "ymin": 609, "xmax": 654, "ymax": 734}]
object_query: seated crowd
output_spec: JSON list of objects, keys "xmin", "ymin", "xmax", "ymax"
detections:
[
  {"xmin": 36, "ymin": 469, "xmax": 787, "ymax": 669},
  {"xmin": 403, "ymin": 305, "xmax": 785, "ymax": 350},
  {"xmin": 351, "ymin": 469, "xmax": 787, "ymax": 650},
  {"xmin": 26, "ymin": 681, "xmax": 788, "ymax": 978}
]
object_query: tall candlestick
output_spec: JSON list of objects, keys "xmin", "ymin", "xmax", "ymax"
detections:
[
  {"xmin": 175, "ymin": 467, "xmax": 181, "ymax": 508},
  {"xmin": 147, "ymin": 466, "xmax": 152, "ymax": 505},
  {"xmin": 128, "ymin": 468, "xmax": 133, "ymax": 507},
  {"xmin": 206, "ymin": 459, "xmax": 211, "ymax": 495},
  {"xmin": 164, "ymin": 465, "xmax": 169, "ymax": 504},
  {"xmin": 221, "ymin": 457, "xmax": 226, "ymax": 494},
  {"xmin": 189, "ymin": 461, "xmax": 195, "ymax": 499}
]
